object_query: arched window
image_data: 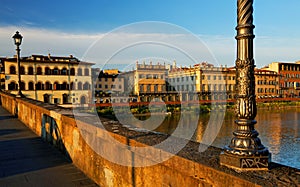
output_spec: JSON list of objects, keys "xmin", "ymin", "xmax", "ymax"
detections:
[
  {"xmin": 28, "ymin": 66, "xmax": 34, "ymax": 75},
  {"xmin": 20, "ymin": 81, "xmax": 26, "ymax": 90},
  {"xmin": 8, "ymin": 81, "xmax": 17, "ymax": 90},
  {"xmin": 61, "ymin": 67, "xmax": 68, "ymax": 75},
  {"xmin": 9, "ymin": 66, "xmax": 16, "ymax": 74},
  {"xmin": 20, "ymin": 66, "xmax": 25, "ymax": 75},
  {"xmin": 28, "ymin": 82, "xmax": 34, "ymax": 90},
  {"xmin": 37, "ymin": 67, "xmax": 42, "ymax": 75},
  {"xmin": 53, "ymin": 67, "xmax": 59, "ymax": 75},
  {"xmin": 61, "ymin": 82, "xmax": 68, "ymax": 90},
  {"xmin": 84, "ymin": 68, "xmax": 89, "ymax": 76},
  {"xmin": 83, "ymin": 82, "xmax": 90, "ymax": 90},
  {"xmin": 77, "ymin": 82, "xmax": 82, "ymax": 90},
  {"xmin": 45, "ymin": 67, "xmax": 51, "ymax": 75},
  {"xmin": 53, "ymin": 82, "xmax": 60, "ymax": 90},
  {"xmin": 77, "ymin": 68, "xmax": 82, "ymax": 76},
  {"xmin": 70, "ymin": 68, "xmax": 75, "ymax": 75},
  {"xmin": 44, "ymin": 94, "xmax": 50, "ymax": 103},
  {"xmin": 70, "ymin": 82, "xmax": 75, "ymax": 90},
  {"xmin": 45, "ymin": 81, "xmax": 52, "ymax": 90},
  {"xmin": 63, "ymin": 93, "xmax": 68, "ymax": 104},
  {"xmin": 36, "ymin": 82, "xmax": 43, "ymax": 90}
]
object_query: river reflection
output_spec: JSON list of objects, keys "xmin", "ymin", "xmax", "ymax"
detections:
[{"xmin": 130, "ymin": 108, "xmax": 300, "ymax": 169}]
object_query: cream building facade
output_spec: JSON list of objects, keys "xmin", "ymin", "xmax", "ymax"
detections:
[{"xmin": 3, "ymin": 54, "xmax": 94, "ymax": 105}]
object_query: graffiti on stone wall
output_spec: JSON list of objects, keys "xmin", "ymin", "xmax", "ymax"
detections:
[{"xmin": 241, "ymin": 157, "xmax": 269, "ymax": 168}]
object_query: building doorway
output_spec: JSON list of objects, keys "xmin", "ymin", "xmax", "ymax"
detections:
[
  {"xmin": 44, "ymin": 94, "xmax": 50, "ymax": 103},
  {"xmin": 63, "ymin": 94, "xmax": 68, "ymax": 104},
  {"xmin": 80, "ymin": 96, "xmax": 86, "ymax": 105}
]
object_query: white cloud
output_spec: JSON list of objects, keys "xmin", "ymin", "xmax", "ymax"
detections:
[{"xmin": 0, "ymin": 26, "xmax": 299, "ymax": 69}]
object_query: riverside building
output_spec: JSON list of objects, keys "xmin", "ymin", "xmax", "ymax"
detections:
[
  {"xmin": 2, "ymin": 54, "xmax": 94, "ymax": 105},
  {"xmin": 263, "ymin": 61, "xmax": 300, "ymax": 97}
]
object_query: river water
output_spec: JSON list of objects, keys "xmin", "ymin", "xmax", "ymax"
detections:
[{"xmin": 124, "ymin": 107, "xmax": 300, "ymax": 169}]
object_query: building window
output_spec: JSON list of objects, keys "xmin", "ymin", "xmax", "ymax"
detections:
[
  {"xmin": 70, "ymin": 82, "xmax": 75, "ymax": 90},
  {"xmin": 37, "ymin": 67, "xmax": 43, "ymax": 75},
  {"xmin": 140, "ymin": 85, "xmax": 144, "ymax": 92},
  {"xmin": 61, "ymin": 67, "xmax": 68, "ymax": 75},
  {"xmin": 28, "ymin": 82, "xmax": 34, "ymax": 90},
  {"xmin": 83, "ymin": 82, "xmax": 90, "ymax": 90},
  {"xmin": 45, "ymin": 67, "xmax": 51, "ymax": 75},
  {"xmin": 154, "ymin": 85, "xmax": 158, "ymax": 92},
  {"xmin": 53, "ymin": 67, "xmax": 59, "ymax": 75},
  {"xmin": 84, "ymin": 68, "xmax": 89, "ymax": 76},
  {"xmin": 105, "ymin": 85, "xmax": 108, "ymax": 89},
  {"xmin": 28, "ymin": 66, "xmax": 34, "ymax": 75},
  {"xmin": 61, "ymin": 82, "xmax": 68, "ymax": 90},
  {"xmin": 77, "ymin": 68, "xmax": 82, "ymax": 76},
  {"xmin": 45, "ymin": 82, "xmax": 52, "ymax": 90},
  {"xmin": 147, "ymin": 85, "xmax": 151, "ymax": 92},
  {"xmin": 8, "ymin": 81, "xmax": 17, "ymax": 90},
  {"xmin": 36, "ymin": 82, "xmax": 43, "ymax": 90},
  {"xmin": 9, "ymin": 66, "xmax": 16, "ymax": 74},
  {"xmin": 20, "ymin": 66, "xmax": 25, "ymax": 75},
  {"xmin": 54, "ymin": 98, "xmax": 59, "ymax": 104},
  {"xmin": 77, "ymin": 82, "xmax": 82, "ymax": 90},
  {"xmin": 98, "ymin": 84, "xmax": 102, "ymax": 88},
  {"xmin": 70, "ymin": 68, "xmax": 75, "ymax": 75}
]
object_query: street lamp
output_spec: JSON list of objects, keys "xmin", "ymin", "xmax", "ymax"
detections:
[
  {"xmin": 220, "ymin": 0, "xmax": 271, "ymax": 170},
  {"xmin": 12, "ymin": 31, "xmax": 23, "ymax": 97}
]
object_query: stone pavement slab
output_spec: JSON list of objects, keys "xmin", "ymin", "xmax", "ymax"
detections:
[{"xmin": 0, "ymin": 106, "xmax": 99, "ymax": 187}]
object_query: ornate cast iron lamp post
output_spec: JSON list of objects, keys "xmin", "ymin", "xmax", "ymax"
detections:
[
  {"xmin": 220, "ymin": 0, "xmax": 271, "ymax": 170},
  {"xmin": 12, "ymin": 31, "xmax": 23, "ymax": 97}
]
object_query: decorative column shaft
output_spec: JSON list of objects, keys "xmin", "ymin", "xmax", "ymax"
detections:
[
  {"xmin": 220, "ymin": 0, "xmax": 271, "ymax": 170},
  {"xmin": 16, "ymin": 45, "xmax": 22, "ymax": 97}
]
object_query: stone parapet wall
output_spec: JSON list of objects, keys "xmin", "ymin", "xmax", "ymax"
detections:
[{"xmin": 0, "ymin": 91, "xmax": 299, "ymax": 187}]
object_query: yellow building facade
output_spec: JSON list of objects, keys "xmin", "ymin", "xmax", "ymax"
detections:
[
  {"xmin": 122, "ymin": 62, "xmax": 168, "ymax": 102},
  {"xmin": 3, "ymin": 54, "xmax": 94, "ymax": 105}
]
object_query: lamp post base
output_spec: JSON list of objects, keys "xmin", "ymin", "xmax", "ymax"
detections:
[
  {"xmin": 220, "ymin": 151, "xmax": 271, "ymax": 171},
  {"xmin": 16, "ymin": 92, "xmax": 24, "ymax": 98}
]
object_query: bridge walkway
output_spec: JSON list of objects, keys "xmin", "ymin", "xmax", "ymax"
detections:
[{"xmin": 0, "ymin": 106, "xmax": 98, "ymax": 187}]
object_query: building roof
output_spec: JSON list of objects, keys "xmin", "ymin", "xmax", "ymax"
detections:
[{"xmin": 3, "ymin": 54, "xmax": 95, "ymax": 65}]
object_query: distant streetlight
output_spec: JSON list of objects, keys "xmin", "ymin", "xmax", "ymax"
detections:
[{"xmin": 12, "ymin": 31, "xmax": 23, "ymax": 97}]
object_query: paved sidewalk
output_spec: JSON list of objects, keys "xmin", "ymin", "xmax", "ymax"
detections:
[{"xmin": 0, "ymin": 106, "xmax": 98, "ymax": 187}]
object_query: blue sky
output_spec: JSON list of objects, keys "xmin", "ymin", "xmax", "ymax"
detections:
[{"xmin": 0, "ymin": 0, "xmax": 300, "ymax": 68}]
